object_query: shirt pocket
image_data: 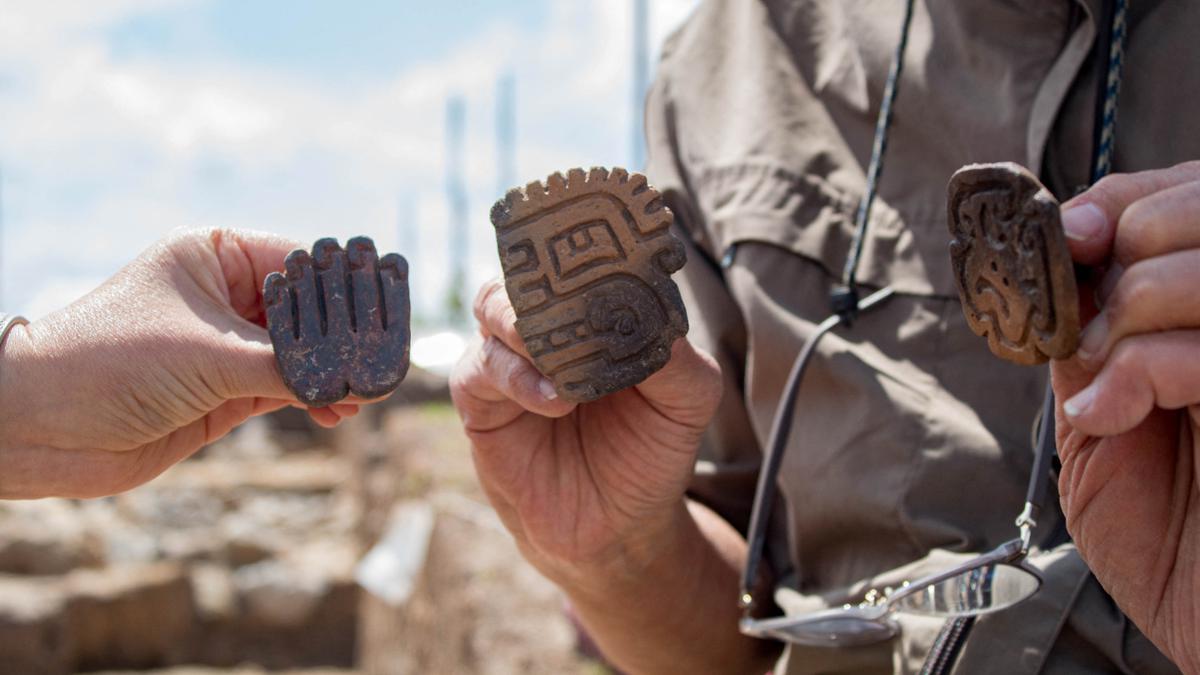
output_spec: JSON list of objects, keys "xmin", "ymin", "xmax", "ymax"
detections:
[
  {"xmin": 694, "ymin": 160, "xmax": 1041, "ymax": 590},
  {"xmin": 689, "ymin": 159, "xmax": 959, "ymax": 299}
]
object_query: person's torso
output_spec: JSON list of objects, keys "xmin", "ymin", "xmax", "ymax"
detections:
[{"xmin": 652, "ymin": 0, "xmax": 1199, "ymax": 672}]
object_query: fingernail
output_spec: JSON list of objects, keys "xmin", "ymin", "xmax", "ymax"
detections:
[
  {"xmin": 1095, "ymin": 264, "xmax": 1124, "ymax": 307},
  {"xmin": 1076, "ymin": 312, "xmax": 1108, "ymax": 361},
  {"xmin": 1064, "ymin": 384, "xmax": 1097, "ymax": 418},
  {"xmin": 1062, "ymin": 203, "xmax": 1106, "ymax": 242},
  {"xmin": 538, "ymin": 378, "xmax": 558, "ymax": 401}
]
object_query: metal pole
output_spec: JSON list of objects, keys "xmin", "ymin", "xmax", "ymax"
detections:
[
  {"xmin": 397, "ymin": 191, "xmax": 417, "ymax": 324},
  {"xmin": 496, "ymin": 72, "xmax": 517, "ymax": 194},
  {"xmin": 631, "ymin": 0, "xmax": 649, "ymax": 169},
  {"xmin": 444, "ymin": 96, "xmax": 468, "ymax": 325}
]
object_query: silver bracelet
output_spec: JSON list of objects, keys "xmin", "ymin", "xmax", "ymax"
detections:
[{"xmin": 0, "ymin": 313, "xmax": 29, "ymax": 354}]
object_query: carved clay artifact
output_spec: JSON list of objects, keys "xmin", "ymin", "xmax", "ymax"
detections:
[
  {"xmin": 491, "ymin": 167, "xmax": 689, "ymax": 402},
  {"xmin": 946, "ymin": 162, "xmax": 1079, "ymax": 365},
  {"xmin": 264, "ymin": 237, "xmax": 411, "ymax": 407}
]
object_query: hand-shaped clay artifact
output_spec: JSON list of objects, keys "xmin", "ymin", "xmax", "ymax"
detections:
[{"xmin": 264, "ymin": 237, "xmax": 410, "ymax": 406}]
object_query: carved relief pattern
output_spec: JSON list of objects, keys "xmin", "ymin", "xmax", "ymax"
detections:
[
  {"xmin": 264, "ymin": 237, "xmax": 411, "ymax": 407},
  {"xmin": 491, "ymin": 167, "xmax": 689, "ymax": 402},
  {"xmin": 947, "ymin": 163, "xmax": 1079, "ymax": 365}
]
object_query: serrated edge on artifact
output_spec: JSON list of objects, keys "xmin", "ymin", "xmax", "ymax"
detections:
[
  {"xmin": 490, "ymin": 167, "xmax": 672, "ymax": 236},
  {"xmin": 490, "ymin": 167, "xmax": 687, "ymax": 401}
]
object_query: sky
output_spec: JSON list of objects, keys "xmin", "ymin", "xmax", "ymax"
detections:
[{"xmin": 0, "ymin": 0, "xmax": 700, "ymax": 322}]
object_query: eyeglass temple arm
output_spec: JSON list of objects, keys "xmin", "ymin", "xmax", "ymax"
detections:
[
  {"xmin": 884, "ymin": 538, "xmax": 1026, "ymax": 608},
  {"xmin": 1017, "ymin": 381, "xmax": 1056, "ymax": 553},
  {"xmin": 739, "ymin": 287, "xmax": 896, "ymax": 611}
]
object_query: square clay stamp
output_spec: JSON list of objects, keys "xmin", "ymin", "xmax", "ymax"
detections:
[
  {"xmin": 491, "ymin": 167, "xmax": 689, "ymax": 402},
  {"xmin": 947, "ymin": 163, "xmax": 1080, "ymax": 365}
]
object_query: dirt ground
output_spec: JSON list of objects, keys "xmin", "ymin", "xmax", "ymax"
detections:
[
  {"xmin": 0, "ymin": 386, "xmax": 609, "ymax": 674},
  {"xmin": 352, "ymin": 404, "xmax": 607, "ymax": 675}
]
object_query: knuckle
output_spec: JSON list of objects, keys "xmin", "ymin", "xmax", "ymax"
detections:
[
  {"xmin": 1116, "ymin": 196, "xmax": 1153, "ymax": 241},
  {"xmin": 499, "ymin": 351, "xmax": 528, "ymax": 389},
  {"xmin": 477, "ymin": 336, "xmax": 526, "ymax": 389},
  {"xmin": 486, "ymin": 343, "xmax": 535, "ymax": 394},
  {"xmin": 1102, "ymin": 283, "xmax": 1129, "ymax": 325},
  {"xmin": 500, "ymin": 304, "xmax": 519, "ymax": 331},
  {"xmin": 448, "ymin": 358, "xmax": 470, "ymax": 393},
  {"xmin": 1180, "ymin": 179, "xmax": 1200, "ymax": 212},
  {"xmin": 473, "ymin": 278, "xmax": 504, "ymax": 319},
  {"xmin": 689, "ymin": 345, "xmax": 723, "ymax": 393},
  {"xmin": 451, "ymin": 341, "xmax": 486, "ymax": 384},
  {"xmin": 1107, "ymin": 338, "xmax": 1144, "ymax": 378},
  {"xmin": 448, "ymin": 370, "xmax": 477, "ymax": 409},
  {"xmin": 1089, "ymin": 173, "xmax": 1124, "ymax": 206},
  {"xmin": 172, "ymin": 226, "xmax": 221, "ymax": 253},
  {"xmin": 477, "ymin": 280, "xmax": 515, "ymax": 328},
  {"xmin": 1108, "ymin": 268, "xmax": 1152, "ymax": 322},
  {"xmin": 477, "ymin": 336, "xmax": 501, "ymax": 371},
  {"xmin": 702, "ymin": 357, "xmax": 724, "ymax": 400}
]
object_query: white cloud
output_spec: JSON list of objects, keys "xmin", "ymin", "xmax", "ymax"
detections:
[
  {"xmin": 0, "ymin": 1, "xmax": 699, "ymax": 320},
  {"xmin": 0, "ymin": 0, "xmax": 195, "ymax": 55}
]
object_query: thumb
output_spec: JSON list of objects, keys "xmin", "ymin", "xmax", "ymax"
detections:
[
  {"xmin": 216, "ymin": 325, "xmax": 296, "ymax": 402},
  {"xmin": 213, "ymin": 228, "xmax": 305, "ymax": 325},
  {"xmin": 635, "ymin": 337, "xmax": 722, "ymax": 429},
  {"xmin": 182, "ymin": 227, "xmax": 300, "ymax": 402}
]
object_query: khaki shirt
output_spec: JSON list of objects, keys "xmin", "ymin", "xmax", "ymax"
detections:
[{"xmin": 645, "ymin": 1, "xmax": 1199, "ymax": 673}]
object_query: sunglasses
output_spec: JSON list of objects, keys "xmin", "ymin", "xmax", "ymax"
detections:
[{"xmin": 737, "ymin": 286, "xmax": 1052, "ymax": 647}]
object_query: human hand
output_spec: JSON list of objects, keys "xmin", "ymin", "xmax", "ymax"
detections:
[
  {"xmin": 1052, "ymin": 161, "xmax": 1200, "ymax": 672},
  {"xmin": 449, "ymin": 279, "xmax": 722, "ymax": 589},
  {"xmin": 0, "ymin": 228, "xmax": 361, "ymax": 499}
]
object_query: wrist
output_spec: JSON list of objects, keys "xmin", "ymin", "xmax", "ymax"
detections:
[
  {"xmin": 543, "ymin": 500, "xmax": 776, "ymax": 675},
  {"xmin": 0, "ymin": 321, "xmax": 50, "ymax": 452},
  {"xmin": 550, "ymin": 500, "xmax": 701, "ymax": 604}
]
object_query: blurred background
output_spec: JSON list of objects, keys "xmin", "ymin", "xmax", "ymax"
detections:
[{"xmin": 0, "ymin": 1, "xmax": 698, "ymax": 673}]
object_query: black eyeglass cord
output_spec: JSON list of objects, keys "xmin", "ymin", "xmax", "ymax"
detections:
[
  {"xmin": 830, "ymin": 0, "xmax": 916, "ymax": 324},
  {"xmin": 739, "ymin": 288, "xmax": 894, "ymax": 610},
  {"xmin": 741, "ymin": 0, "xmax": 917, "ymax": 612}
]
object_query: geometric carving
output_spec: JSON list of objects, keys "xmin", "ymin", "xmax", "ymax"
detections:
[
  {"xmin": 947, "ymin": 162, "xmax": 1080, "ymax": 365},
  {"xmin": 491, "ymin": 167, "xmax": 689, "ymax": 402},
  {"xmin": 263, "ymin": 236, "xmax": 410, "ymax": 407}
]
